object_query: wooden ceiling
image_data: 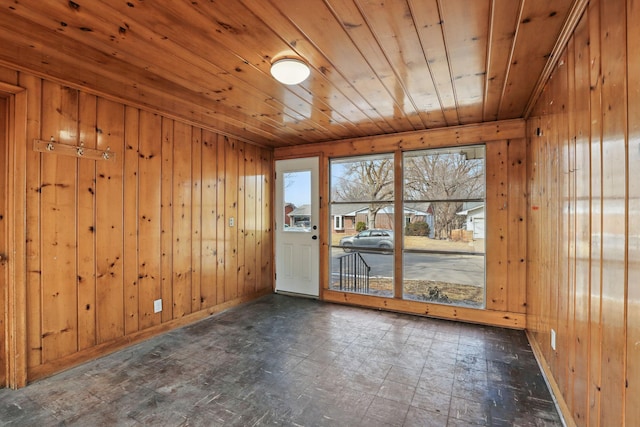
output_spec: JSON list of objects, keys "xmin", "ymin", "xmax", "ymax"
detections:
[{"xmin": 0, "ymin": 0, "xmax": 581, "ymax": 148}]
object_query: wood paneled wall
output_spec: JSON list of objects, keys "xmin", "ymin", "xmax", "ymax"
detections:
[
  {"xmin": 0, "ymin": 67, "xmax": 273, "ymax": 384},
  {"xmin": 275, "ymin": 121, "xmax": 528, "ymax": 328},
  {"xmin": 526, "ymin": 0, "xmax": 639, "ymax": 425}
]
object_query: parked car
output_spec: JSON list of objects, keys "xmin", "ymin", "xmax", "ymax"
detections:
[{"xmin": 339, "ymin": 229, "xmax": 394, "ymax": 253}]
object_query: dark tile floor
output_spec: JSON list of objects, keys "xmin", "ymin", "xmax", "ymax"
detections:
[{"xmin": 0, "ymin": 294, "xmax": 563, "ymax": 426}]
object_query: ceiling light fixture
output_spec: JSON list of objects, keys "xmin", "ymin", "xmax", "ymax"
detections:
[{"xmin": 270, "ymin": 57, "xmax": 310, "ymax": 85}]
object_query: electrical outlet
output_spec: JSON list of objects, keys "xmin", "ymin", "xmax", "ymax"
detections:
[
  {"xmin": 154, "ymin": 299, "xmax": 162, "ymax": 313},
  {"xmin": 551, "ymin": 329, "xmax": 556, "ymax": 351},
  {"xmin": 229, "ymin": 217, "xmax": 235, "ymax": 227}
]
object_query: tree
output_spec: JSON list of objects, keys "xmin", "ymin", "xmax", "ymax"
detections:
[
  {"xmin": 332, "ymin": 158, "xmax": 393, "ymax": 230},
  {"xmin": 331, "ymin": 150, "xmax": 483, "ymax": 238},
  {"xmin": 404, "ymin": 152, "xmax": 484, "ymax": 239},
  {"xmin": 405, "ymin": 221, "xmax": 431, "ymax": 236}
]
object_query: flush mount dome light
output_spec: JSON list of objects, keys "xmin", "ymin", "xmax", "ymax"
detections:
[{"xmin": 270, "ymin": 57, "xmax": 310, "ymax": 85}]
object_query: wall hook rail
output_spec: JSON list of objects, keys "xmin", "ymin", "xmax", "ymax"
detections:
[{"xmin": 33, "ymin": 137, "xmax": 116, "ymax": 161}]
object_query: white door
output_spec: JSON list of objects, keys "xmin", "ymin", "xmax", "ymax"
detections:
[{"xmin": 275, "ymin": 157, "xmax": 319, "ymax": 297}]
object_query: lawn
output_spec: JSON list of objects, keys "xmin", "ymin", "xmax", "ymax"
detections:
[
  {"xmin": 331, "ymin": 233, "xmax": 485, "ymax": 253},
  {"xmin": 331, "ymin": 277, "xmax": 484, "ymax": 308},
  {"xmin": 371, "ymin": 278, "xmax": 483, "ymax": 307}
]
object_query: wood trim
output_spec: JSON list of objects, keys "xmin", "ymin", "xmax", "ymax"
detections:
[
  {"xmin": 523, "ymin": 0, "xmax": 590, "ymax": 119},
  {"xmin": 527, "ymin": 330, "xmax": 577, "ymax": 427},
  {"xmin": 274, "ymin": 149, "xmax": 325, "ymax": 161},
  {"xmin": 0, "ymin": 82, "xmax": 24, "ymax": 94},
  {"xmin": 318, "ymin": 153, "xmax": 329, "ymax": 299},
  {"xmin": 323, "ymin": 290, "xmax": 525, "ymax": 329},
  {"xmin": 393, "ymin": 150, "xmax": 403, "ymax": 299},
  {"xmin": 0, "ymin": 60, "xmax": 273, "ymax": 150},
  {"xmin": 0, "ymin": 96, "xmax": 6, "ymax": 387},
  {"xmin": 27, "ymin": 289, "xmax": 271, "ymax": 383},
  {"xmin": 274, "ymin": 119, "xmax": 525, "ymax": 159},
  {"xmin": 1, "ymin": 82, "xmax": 28, "ymax": 388}
]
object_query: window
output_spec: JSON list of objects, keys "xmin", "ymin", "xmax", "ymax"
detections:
[
  {"xmin": 326, "ymin": 146, "xmax": 485, "ymax": 309},
  {"xmin": 403, "ymin": 145, "xmax": 486, "ymax": 308},
  {"xmin": 329, "ymin": 154, "xmax": 394, "ymax": 296}
]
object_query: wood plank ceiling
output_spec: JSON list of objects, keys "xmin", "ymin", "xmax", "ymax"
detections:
[{"xmin": 0, "ymin": 0, "xmax": 577, "ymax": 148}]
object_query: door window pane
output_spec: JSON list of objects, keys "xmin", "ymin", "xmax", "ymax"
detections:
[{"xmin": 282, "ymin": 170, "xmax": 311, "ymax": 232}]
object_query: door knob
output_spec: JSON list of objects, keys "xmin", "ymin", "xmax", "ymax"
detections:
[{"xmin": 312, "ymin": 235, "xmax": 318, "ymax": 240}]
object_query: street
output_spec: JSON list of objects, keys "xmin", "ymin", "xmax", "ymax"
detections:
[{"xmin": 330, "ymin": 248, "xmax": 484, "ymax": 287}]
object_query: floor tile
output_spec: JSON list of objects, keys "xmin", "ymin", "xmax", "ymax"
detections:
[
  {"xmin": 404, "ymin": 405, "xmax": 449, "ymax": 427},
  {"xmin": 411, "ymin": 386, "xmax": 452, "ymax": 415},
  {"xmin": 376, "ymin": 378, "xmax": 416, "ymax": 405},
  {"xmin": 0, "ymin": 294, "xmax": 562, "ymax": 426},
  {"xmin": 364, "ymin": 395, "xmax": 410, "ymax": 426}
]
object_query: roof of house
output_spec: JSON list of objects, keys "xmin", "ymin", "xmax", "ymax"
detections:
[
  {"xmin": 288, "ymin": 204, "xmax": 311, "ymax": 217},
  {"xmin": 330, "ymin": 202, "xmax": 431, "ymax": 216},
  {"xmin": 457, "ymin": 203, "xmax": 485, "ymax": 216}
]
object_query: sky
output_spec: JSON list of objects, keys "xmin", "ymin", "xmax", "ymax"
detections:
[{"xmin": 283, "ymin": 170, "xmax": 311, "ymax": 206}]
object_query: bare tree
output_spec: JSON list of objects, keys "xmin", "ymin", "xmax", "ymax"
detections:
[
  {"xmin": 404, "ymin": 152, "xmax": 484, "ymax": 238},
  {"xmin": 332, "ymin": 151, "xmax": 483, "ymax": 237},
  {"xmin": 333, "ymin": 158, "xmax": 393, "ymax": 229}
]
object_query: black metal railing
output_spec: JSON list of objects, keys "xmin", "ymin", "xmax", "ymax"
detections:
[{"xmin": 337, "ymin": 252, "xmax": 371, "ymax": 293}]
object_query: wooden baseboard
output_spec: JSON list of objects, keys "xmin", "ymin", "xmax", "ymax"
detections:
[
  {"xmin": 322, "ymin": 290, "xmax": 525, "ymax": 329},
  {"xmin": 27, "ymin": 289, "xmax": 271, "ymax": 384},
  {"xmin": 526, "ymin": 330, "xmax": 576, "ymax": 427}
]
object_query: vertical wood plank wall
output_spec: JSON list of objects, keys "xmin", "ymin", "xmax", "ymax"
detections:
[
  {"xmin": 1, "ymin": 67, "xmax": 274, "ymax": 382},
  {"xmin": 526, "ymin": 0, "xmax": 638, "ymax": 425}
]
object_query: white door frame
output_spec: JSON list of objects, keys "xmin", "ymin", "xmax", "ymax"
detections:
[{"xmin": 274, "ymin": 157, "xmax": 320, "ymax": 297}]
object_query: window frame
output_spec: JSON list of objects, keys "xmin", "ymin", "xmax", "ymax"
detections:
[{"xmin": 327, "ymin": 145, "xmax": 486, "ymax": 308}]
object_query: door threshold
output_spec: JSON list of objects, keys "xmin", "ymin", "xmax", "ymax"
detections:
[{"xmin": 275, "ymin": 290, "xmax": 319, "ymax": 300}]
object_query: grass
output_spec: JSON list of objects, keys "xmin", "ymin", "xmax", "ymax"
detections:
[
  {"xmin": 371, "ymin": 278, "xmax": 483, "ymax": 307},
  {"xmin": 331, "ymin": 234, "xmax": 485, "ymax": 253},
  {"xmin": 330, "ymin": 277, "xmax": 484, "ymax": 308}
]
